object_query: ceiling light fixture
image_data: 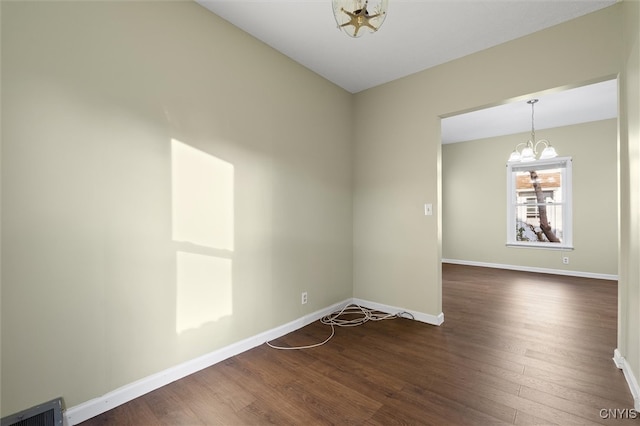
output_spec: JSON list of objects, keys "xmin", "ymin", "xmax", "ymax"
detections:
[
  {"xmin": 332, "ymin": 0, "xmax": 388, "ymax": 38},
  {"xmin": 508, "ymin": 99, "xmax": 558, "ymax": 162}
]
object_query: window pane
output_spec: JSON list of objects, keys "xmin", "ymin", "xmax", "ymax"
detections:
[
  {"xmin": 515, "ymin": 205, "xmax": 564, "ymax": 243},
  {"xmin": 517, "ymin": 190, "xmax": 555, "ymax": 218},
  {"xmin": 515, "ymin": 169, "xmax": 562, "ymax": 196}
]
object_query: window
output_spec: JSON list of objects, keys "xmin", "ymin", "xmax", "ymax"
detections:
[{"xmin": 506, "ymin": 157, "xmax": 572, "ymax": 249}]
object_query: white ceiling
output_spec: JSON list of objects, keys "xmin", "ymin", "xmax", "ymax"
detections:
[
  {"xmin": 441, "ymin": 78, "xmax": 618, "ymax": 143},
  {"xmin": 195, "ymin": 0, "xmax": 618, "ymax": 142}
]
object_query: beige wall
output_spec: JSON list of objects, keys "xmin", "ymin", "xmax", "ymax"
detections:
[
  {"xmin": 442, "ymin": 119, "xmax": 618, "ymax": 276},
  {"xmin": 619, "ymin": 0, "xmax": 640, "ymax": 406},
  {"xmin": 1, "ymin": 1, "xmax": 353, "ymax": 415},
  {"xmin": 353, "ymin": 5, "xmax": 622, "ymax": 316}
]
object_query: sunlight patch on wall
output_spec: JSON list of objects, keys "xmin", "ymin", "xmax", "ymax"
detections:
[
  {"xmin": 171, "ymin": 139, "xmax": 235, "ymax": 334},
  {"xmin": 176, "ymin": 251, "xmax": 232, "ymax": 333},
  {"xmin": 171, "ymin": 139, "xmax": 234, "ymax": 250}
]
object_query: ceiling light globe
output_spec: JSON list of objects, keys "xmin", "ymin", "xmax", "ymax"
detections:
[
  {"xmin": 508, "ymin": 151, "xmax": 522, "ymax": 162},
  {"xmin": 333, "ymin": 0, "xmax": 389, "ymax": 38},
  {"xmin": 539, "ymin": 145, "xmax": 558, "ymax": 160},
  {"xmin": 520, "ymin": 146, "xmax": 536, "ymax": 162}
]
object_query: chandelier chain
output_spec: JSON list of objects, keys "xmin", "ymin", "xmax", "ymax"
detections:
[{"xmin": 529, "ymin": 98, "xmax": 538, "ymax": 143}]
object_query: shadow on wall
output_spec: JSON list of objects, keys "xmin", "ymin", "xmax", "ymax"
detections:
[{"xmin": 171, "ymin": 139, "xmax": 234, "ymax": 334}]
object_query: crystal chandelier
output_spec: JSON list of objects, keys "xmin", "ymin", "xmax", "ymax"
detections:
[
  {"xmin": 332, "ymin": 0, "xmax": 389, "ymax": 38},
  {"xmin": 508, "ymin": 99, "xmax": 558, "ymax": 162}
]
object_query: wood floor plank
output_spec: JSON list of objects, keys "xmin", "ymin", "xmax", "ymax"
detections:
[
  {"xmin": 518, "ymin": 385, "xmax": 614, "ymax": 425},
  {"xmin": 427, "ymin": 377, "xmax": 517, "ymax": 423},
  {"xmin": 166, "ymin": 376, "xmax": 245, "ymax": 425},
  {"xmin": 143, "ymin": 385, "xmax": 203, "ymax": 425},
  {"xmin": 522, "ymin": 364, "xmax": 631, "ymax": 402},
  {"xmin": 191, "ymin": 364, "xmax": 256, "ymax": 413},
  {"xmin": 80, "ymin": 265, "xmax": 635, "ymax": 425}
]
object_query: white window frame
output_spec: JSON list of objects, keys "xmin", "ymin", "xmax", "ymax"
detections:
[{"xmin": 506, "ymin": 156, "xmax": 573, "ymax": 250}]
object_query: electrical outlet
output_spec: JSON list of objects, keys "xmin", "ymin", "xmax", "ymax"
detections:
[
  {"xmin": 562, "ymin": 256, "xmax": 569, "ymax": 265},
  {"xmin": 301, "ymin": 292, "xmax": 308, "ymax": 305}
]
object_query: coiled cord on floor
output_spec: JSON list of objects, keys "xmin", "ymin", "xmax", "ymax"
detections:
[{"xmin": 266, "ymin": 303, "xmax": 414, "ymax": 350}]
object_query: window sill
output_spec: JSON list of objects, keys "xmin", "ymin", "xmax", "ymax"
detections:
[{"xmin": 506, "ymin": 243, "xmax": 574, "ymax": 251}]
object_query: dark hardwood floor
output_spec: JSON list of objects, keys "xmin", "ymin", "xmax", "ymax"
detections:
[{"xmin": 80, "ymin": 264, "xmax": 637, "ymax": 425}]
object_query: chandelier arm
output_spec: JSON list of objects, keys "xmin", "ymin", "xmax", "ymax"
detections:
[{"xmin": 533, "ymin": 139, "xmax": 549, "ymax": 154}]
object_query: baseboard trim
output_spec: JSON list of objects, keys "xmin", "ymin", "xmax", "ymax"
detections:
[
  {"xmin": 613, "ymin": 349, "xmax": 640, "ymax": 410},
  {"xmin": 442, "ymin": 258, "xmax": 618, "ymax": 281},
  {"xmin": 352, "ymin": 298, "xmax": 444, "ymax": 326},
  {"xmin": 64, "ymin": 298, "xmax": 352, "ymax": 425}
]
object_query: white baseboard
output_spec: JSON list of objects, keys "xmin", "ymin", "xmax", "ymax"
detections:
[
  {"xmin": 352, "ymin": 298, "xmax": 444, "ymax": 326},
  {"xmin": 442, "ymin": 258, "xmax": 618, "ymax": 281},
  {"xmin": 64, "ymin": 298, "xmax": 352, "ymax": 425},
  {"xmin": 613, "ymin": 349, "xmax": 640, "ymax": 411}
]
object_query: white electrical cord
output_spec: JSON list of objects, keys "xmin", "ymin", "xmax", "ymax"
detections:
[{"xmin": 265, "ymin": 303, "xmax": 414, "ymax": 350}]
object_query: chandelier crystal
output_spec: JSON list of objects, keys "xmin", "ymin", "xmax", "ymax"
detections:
[{"xmin": 332, "ymin": 0, "xmax": 389, "ymax": 38}]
